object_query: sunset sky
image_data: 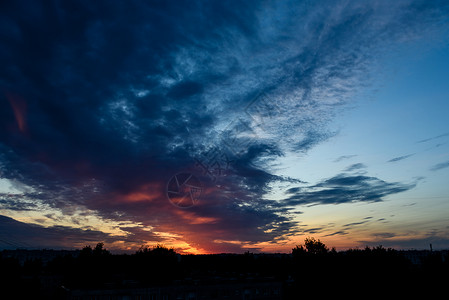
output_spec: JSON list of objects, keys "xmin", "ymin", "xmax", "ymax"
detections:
[{"xmin": 1, "ymin": 0, "xmax": 449, "ymax": 254}]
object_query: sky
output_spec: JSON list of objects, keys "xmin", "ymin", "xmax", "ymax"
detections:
[{"xmin": 1, "ymin": 0, "xmax": 449, "ymax": 254}]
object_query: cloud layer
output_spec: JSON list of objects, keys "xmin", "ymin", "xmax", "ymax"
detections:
[{"xmin": 1, "ymin": 0, "xmax": 448, "ymax": 252}]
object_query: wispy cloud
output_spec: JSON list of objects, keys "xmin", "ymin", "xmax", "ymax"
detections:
[
  {"xmin": 387, "ymin": 154, "xmax": 415, "ymax": 163},
  {"xmin": 343, "ymin": 221, "xmax": 369, "ymax": 228},
  {"xmin": 359, "ymin": 236, "xmax": 449, "ymax": 250},
  {"xmin": 344, "ymin": 163, "xmax": 367, "ymax": 172},
  {"xmin": 371, "ymin": 232, "xmax": 396, "ymax": 239},
  {"xmin": 334, "ymin": 155, "xmax": 357, "ymax": 163},
  {"xmin": 416, "ymin": 132, "xmax": 449, "ymax": 143},
  {"xmin": 430, "ymin": 161, "xmax": 449, "ymax": 171},
  {"xmin": 324, "ymin": 230, "xmax": 348, "ymax": 237}
]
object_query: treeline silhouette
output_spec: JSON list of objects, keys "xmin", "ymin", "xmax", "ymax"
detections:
[{"xmin": 1, "ymin": 238, "xmax": 448, "ymax": 299}]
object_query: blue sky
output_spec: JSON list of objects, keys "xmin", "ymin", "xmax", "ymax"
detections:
[
  {"xmin": 271, "ymin": 39, "xmax": 449, "ymax": 249},
  {"xmin": 0, "ymin": 0, "xmax": 448, "ymax": 253}
]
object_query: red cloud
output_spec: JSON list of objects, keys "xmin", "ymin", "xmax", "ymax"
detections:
[{"xmin": 6, "ymin": 92, "xmax": 27, "ymax": 134}]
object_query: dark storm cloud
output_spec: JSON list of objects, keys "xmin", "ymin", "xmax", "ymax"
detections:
[
  {"xmin": 0, "ymin": 215, "xmax": 122, "ymax": 250},
  {"xmin": 1, "ymin": 0, "xmax": 448, "ymax": 251},
  {"xmin": 0, "ymin": 199, "xmax": 35, "ymax": 211},
  {"xmin": 0, "ymin": 213, "xmax": 163, "ymax": 250},
  {"xmin": 283, "ymin": 173, "xmax": 415, "ymax": 206}
]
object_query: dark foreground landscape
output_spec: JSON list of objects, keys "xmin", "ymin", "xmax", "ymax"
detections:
[{"xmin": 1, "ymin": 239, "xmax": 448, "ymax": 299}]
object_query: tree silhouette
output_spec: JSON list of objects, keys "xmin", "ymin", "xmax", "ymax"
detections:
[
  {"xmin": 93, "ymin": 242, "xmax": 110, "ymax": 256},
  {"xmin": 304, "ymin": 237, "xmax": 328, "ymax": 255},
  {"xmin": 136, "ymin": 243, "xmax": 176, "ymax": 256},
  {"xmin": 79, "ymin": 242, "xmax": 110, "ymax": 258},
  {"xmin": 292, "ymin": 237, "xmax": 328, "ymax": 256},
  {"xmin": 79, "ymin": 245, "xmax": 93, "ymax": 257},
  {"xmin": 292, "ymin": 244, "xmax": 306, "ymax": 257}
]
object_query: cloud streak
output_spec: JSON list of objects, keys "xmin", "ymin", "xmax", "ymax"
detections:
[
  {"xmin": 416, "ymin": 132, "xmax": 449, "ymax": 143},
  {"xmin": 430, "ymin": 161, "xmax": 449, "ymax": 171},
  {"xmin": 387, "ymin": 154, "xmax": 415, "ymax": 163},
  {"xmin": 334, "ymin": 155, "xmax": 357, "ymax": 163}
]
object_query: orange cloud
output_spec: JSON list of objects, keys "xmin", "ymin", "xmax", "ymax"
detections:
[
  {"xmin": 6, "ymin": 92, "xmax": 27, "ymax": 133},
  {"xmin": 174, "ymin": 209, "xmax": 219, "ymax": 225},
  {"xmin": 120, "ymin": 182, "xmax": 164, "ymax": 203}
]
